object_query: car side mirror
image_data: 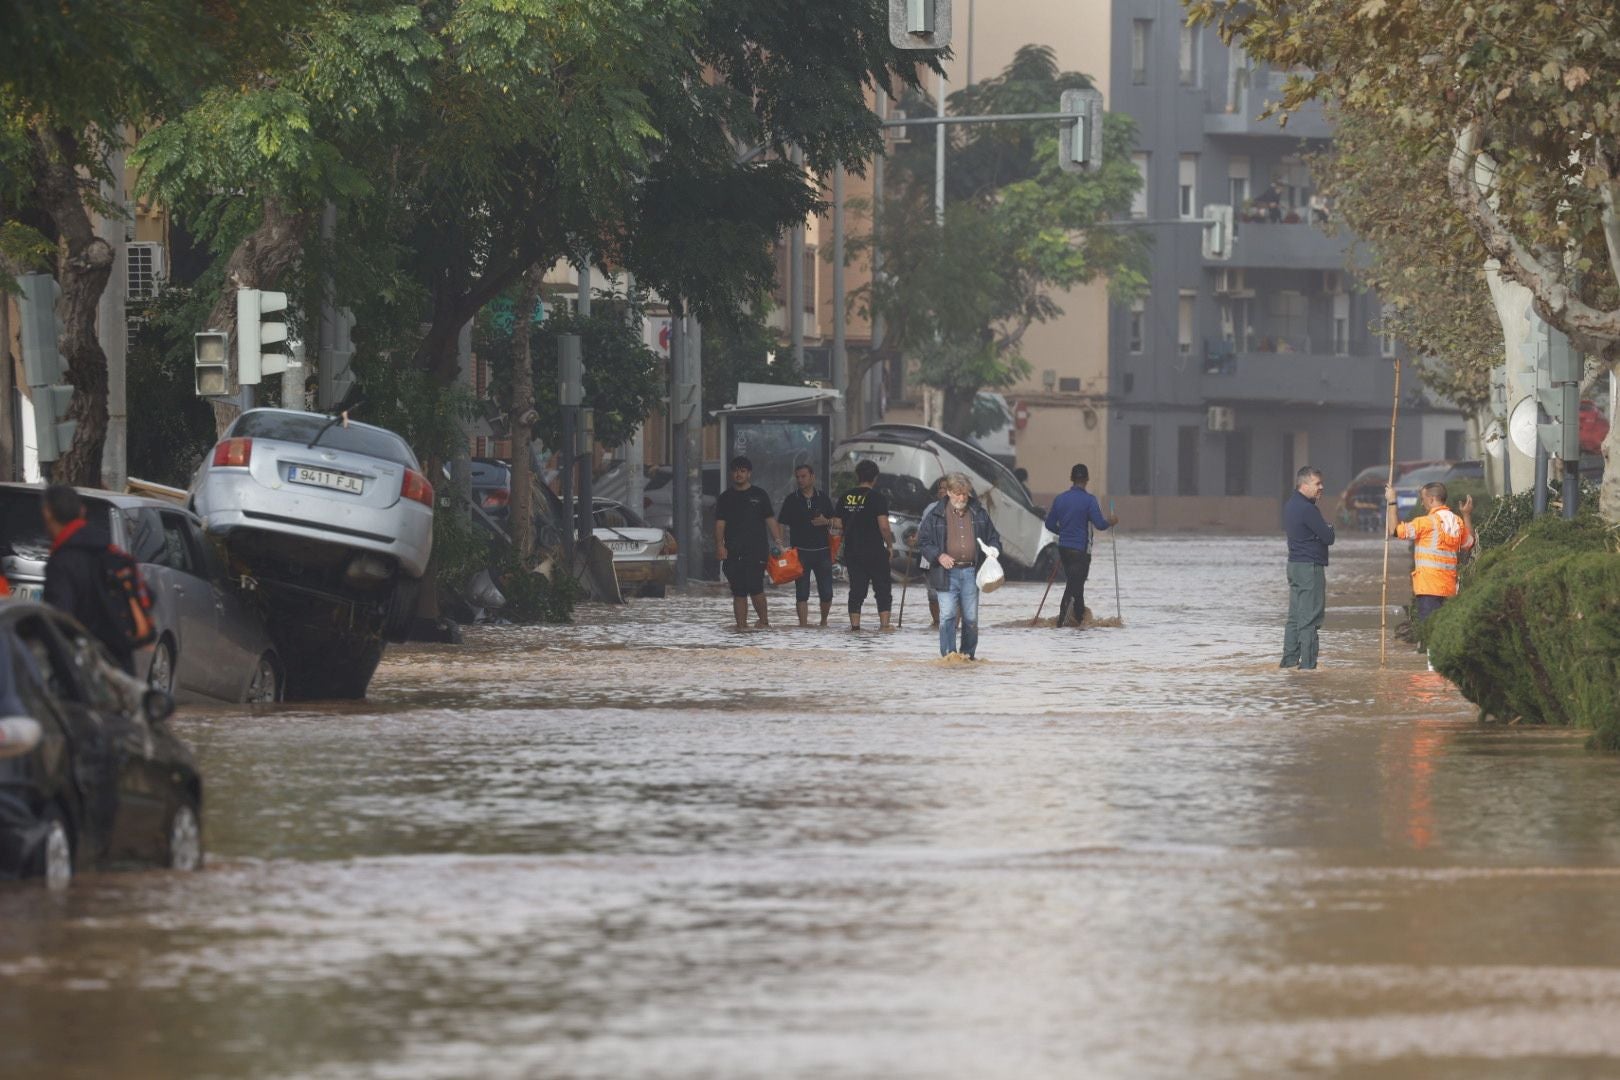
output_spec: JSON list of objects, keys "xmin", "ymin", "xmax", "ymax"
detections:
[
  {"xmin": 143, "ymin": 689, "xmax": 176, "ymax": 725},
  {"xmin": 0, "ymin": 716, "xmax": 42, "ymax": 759}
]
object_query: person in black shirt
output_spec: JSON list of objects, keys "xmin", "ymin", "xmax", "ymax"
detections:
[
  {"xmin": 714, "ymin": 455, "xmax": 783, "ymax": 629},
  {"xmin": 833, "ymin": 459, "xmax": 895, "ymax": 630},
  {"xmin": 778, "ymin": 464, "xmax": 836, "ymax": 626}
]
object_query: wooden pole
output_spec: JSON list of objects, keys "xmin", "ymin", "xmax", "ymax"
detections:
[
  {"xmin": 1030, "ymin": 554, "xmax": 1060, "ymax": 627},
  {"xmin": 1380, "ymin": 358, "xmax": 1402, "ymax": 666},
  {"xmin": 1109, "ymin": 499, "xmax": 1122, "ymax": 625}
]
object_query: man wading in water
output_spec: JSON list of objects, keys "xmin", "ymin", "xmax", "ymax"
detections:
[
  {"xmin": 1281, "ymin": 465, "xmax": 1334, "ymax": 670},
  {"xmin": 833, "ymin": 459, "xmax": 896, "ymax": 631},
  {"xmin": 778, "ymin": 464, "xmax": 836, "ymax": 626},
  {"xmin": 916, "ymin": 473, "xmax": 1001, "ymax": 660},
  {"xmin": 1043, "ymin": 463, "xmax": 1118, "ymax": 629},
  {"xmin": 715, "ymin": 456, "xmax": 783, "ymax": 629}
]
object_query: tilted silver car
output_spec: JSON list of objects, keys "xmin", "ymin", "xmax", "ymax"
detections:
[
  {"xmin": 190, "ymin": 409, "xmax": 434, "ymax": 698},
  {"xmin": 0, "ymin": 485, "xmax": 282, "ymax": 703}
]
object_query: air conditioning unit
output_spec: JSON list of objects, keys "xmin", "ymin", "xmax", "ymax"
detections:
[
  {"xmin": 1207, "ymin": 405, "xmax": 1236, "ymax": 432},
  {"xmin": 126, "ymin": 241, "xmax": 165, "ymax": 303}
]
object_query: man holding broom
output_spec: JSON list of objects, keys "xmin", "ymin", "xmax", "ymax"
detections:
[{"xmin": 1043, "ymin": 463, "xmax": 1117, "ymax": 629}]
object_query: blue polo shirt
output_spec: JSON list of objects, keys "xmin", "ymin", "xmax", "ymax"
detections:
[{"xmin": 1045, "ymin": 486, "xmax": 1110, "ymax": 551}]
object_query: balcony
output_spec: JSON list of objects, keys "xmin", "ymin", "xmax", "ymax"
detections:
[
  {"xmin": 1220, "ymin": 220, "xmax": 1351, "ymax": 271},
  {"xmin": 1201, "ymin": 343, "xmax": 1394, "ymax": 408},
  {"xmin": 1206, "ymin": 69, "xmax": 1334, "ymax": 141}
]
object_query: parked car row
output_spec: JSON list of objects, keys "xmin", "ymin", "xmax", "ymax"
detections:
[{"xmin": 1336, "ymin": 459, "xmax": 1482, "ymax": 530}]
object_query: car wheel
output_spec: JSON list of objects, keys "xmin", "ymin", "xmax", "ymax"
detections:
[
  {"xmin": 147, "ymin": 637, "xmax": 176, "ymax": 695},
  {"xmin": 637, "ymin": 583, "xmax": 667, "ymax": 599},
  {"xmin": 36, "ymin": 810, "xmax": 72, "ymax": 890},
  {"xmin": 166, "ymin": 803, "xmax": 203, "ymax": 871},
  {"xmin": 382, "ymin": 578, "xmax": 421, "ymax": 643},
  {"xmin": 244, "ymin": 652, "xmax": 282, "ymax": 704}
]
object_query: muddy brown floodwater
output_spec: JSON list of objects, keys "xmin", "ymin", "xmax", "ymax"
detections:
[{"xmin": 5, "ymin": 535, "xmax": 1620, "ymax": 1080}]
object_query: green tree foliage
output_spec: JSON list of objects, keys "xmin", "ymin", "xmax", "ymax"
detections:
[
  {"xmin": 125, "ymin": 289, "xmax": 231, "ymax": 487},
  {"xmin": 853, "ymin": 46, "xmax": 1148, "ymax": 437},
  {"xmin": 700, "ymin": 310, "xmax": 807, "ymax": 411},
  {"xmin": 1188, "ymin": 0, "xmax": 1620, "ymax": 520}
]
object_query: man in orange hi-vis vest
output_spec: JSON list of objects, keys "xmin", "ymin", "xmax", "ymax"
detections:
[{"xmin": 1385, "ymin": 481, "xmax": 1474, "ymax": 665}]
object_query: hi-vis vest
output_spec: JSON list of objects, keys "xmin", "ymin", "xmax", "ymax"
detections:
[{"xmin": 1397, "ymin": 507, "xmax": 1473, "ymax": 598}]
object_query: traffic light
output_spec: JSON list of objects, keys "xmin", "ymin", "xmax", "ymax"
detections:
[
  {"xmin": 194, "ymin": 330, "xmax": 230, "ymax": 395},
  {"xmin": 1059, "ymin": 88, "xmax": 1104, "ymax": 174},
  {"xmin": 16, "ymin": 273, "xmax": 77, "ymax": 463},
  {"xmin": 1202, "ymin": 204, "xmax": 1235, "ymax": 260},
  {"xmin": 237, "ymin": 287, "xmax": 290, "ymax": 385},
  {"xmin": 889, "ymin": 0, "xmax": 950, "ymax": 49}
]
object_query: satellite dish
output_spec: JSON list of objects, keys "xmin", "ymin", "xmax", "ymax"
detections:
[
  {"xmin": 1508, "ymin": 396, "xmax": 1539, "ymax": 456},
  {"xmin": 1481, "ymin": 419, "xmax": 1505, "ymax": 459}
]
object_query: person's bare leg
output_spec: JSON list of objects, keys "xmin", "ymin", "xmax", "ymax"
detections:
[
  {"xmin": 796, "ymin": 601, "xmax": 809, "ymax": 627},
  {"xmin": 752, "ymin": 593, "xmax": 770, "ymax": 627},
  {"xmin": 849, "ymin": 610, "xmax": 861, "ymax": 630},
  {"xmin": 879, "ymin": 611, "xmax": 892, "ymax": 631},
  {"xmin": 819, "ymin": 601, "xmax": 831, "ymax": 627},
  {"xmin": 732, "ymin": 597, "xmax": 749, "ymax": 629}
]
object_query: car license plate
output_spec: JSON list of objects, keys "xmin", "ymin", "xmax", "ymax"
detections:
[
  {"xmin": 287, "ymin": 465, "xmax": 365, "ymax": 494},
  {"xmin": 607, "ymin": 541, "xmax": 641, "ymax": 553},
  {"xmin": 10, "ymin": 583, "xmax": 42, "ymax": 601}
]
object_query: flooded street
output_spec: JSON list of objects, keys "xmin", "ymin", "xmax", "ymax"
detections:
[{"xmin": 6, "ymin": 534, "xmax": 1620, "ymax": 1079}]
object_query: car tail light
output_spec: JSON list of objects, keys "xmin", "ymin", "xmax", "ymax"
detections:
[
  {"xmin": 402, "ymin": 469, "xmax": 434, "ymax": 507},
  {"xmin": 212, "ymin": 438, "xmax": 253, "ymax": 468},
  {"xmin": 482, "ymin": 488, "xmax": 510, "ymax": 508},
  {"xmin": 661, "ymin": 531, "xmax": 678, "ymax": 555}
]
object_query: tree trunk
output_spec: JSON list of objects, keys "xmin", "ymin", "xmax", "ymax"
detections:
[
  {"xmin": 414, "ymin": 262, "xmax": 527, "ymax": 386},
  {"xmin": 28, "ymin": 124, "xmax": 113, "ymax": 487},
  {"xmin": 941, "ymin": 386, "xmax": 975, "ymax": 439},
  {"xmin": 1603, "ymin": 360, "xmax": 1620, "ymax": 525},
  {"xmin": 509, "ymin": 267, "xmax": 543, "ymax": 560},
  {"xmin": 202, "ymin": 196, "xmax": 315, "ymax": 435}
]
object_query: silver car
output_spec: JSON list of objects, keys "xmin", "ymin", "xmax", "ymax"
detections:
[
  {"xmin": 190, "ymin": 408, "xmax": 434, "ymax": 644},
  {"xmin": 0, "ymin": 485, "xmax": 282, "ymax": 703}
]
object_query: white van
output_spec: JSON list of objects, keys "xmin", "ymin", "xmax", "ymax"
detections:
[{"xmin": 831, "ymin": 424, "xmax": 1057, "ymax": 579}]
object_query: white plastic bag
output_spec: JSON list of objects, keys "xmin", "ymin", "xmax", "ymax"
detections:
[{"xmin": 975, "ymin": 538, "xmax": 1005, "ymax": 593}]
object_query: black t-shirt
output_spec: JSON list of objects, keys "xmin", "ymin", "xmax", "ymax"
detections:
[
  {"xmin": 715, "ymin": 484, "xmax": 775, "ymax": 560},
  {"xmin": 835, "ymin": 485, "xmax": 890, "ymax": 563},
  {"xmin": 777, "ymin": 488, "xmax": 835, "ymax": 550}
]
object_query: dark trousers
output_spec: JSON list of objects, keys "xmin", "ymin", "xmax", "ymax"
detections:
[
  {"xmin": 846, "ymin": 556, "xmax": 893, "ymax": 614},
  {"xmin": 1055, "ymin": 547, "xmax": 1092, "ymax": 627},
  {"xmin": 795, "ymin": 548, "xmax": 834, "ymax": 604},
  {"xmin": 1413, "ymin": 594, "xmax": 1446, "ymax": 626},
  {"xmin": 1281, "ymin": 561, "xmax": 1326, "ymax": 668}
]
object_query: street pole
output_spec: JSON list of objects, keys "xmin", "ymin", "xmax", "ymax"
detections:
[
  {"xmin": 99, "ymin": 147, "xmax": 127, "ymax": 491},
  {"xmin": 1533, "ymin": 422, "xmax": 1548, "ymax": 517},
  {"xmin": 832, "ymin": 165, "xmax": 848, "ymax": 445},
  {"xmin": 317, "ymin": 203, "xmax": 341, "ymax": 409},
  {"xmin": 789, "ymin": 147, "xmax": 806, "ymax": 370},
  {"xmin": 686, "ymin": 316, "xmax": 704, "ymax": 579},
  {"xmin": 623, "ymin": 271, "xmax": 645, "ymax": 521},
  {"xmin": 670, "ymin": 313, "xmax": 688, "ymax": 585},
  {"xmin": 930, "ymin": 70, "xmax": 947, "ymax": 429},
  {"xmin": 577, "ymin": 263, "xmax": 593, "ymax": 544}
]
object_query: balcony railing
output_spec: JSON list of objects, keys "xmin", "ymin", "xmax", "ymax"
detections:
[
  {"xmin": 1208, "ymin": 68, "xmax": 1334, "ymax": 140},
  {"xmin": 1220, "ymin": 221, "xmax": 1352, "ymax": 271},
  {"xmin": 1202, "ymin": 342, "xmax": 1393, "ymax": 407}
]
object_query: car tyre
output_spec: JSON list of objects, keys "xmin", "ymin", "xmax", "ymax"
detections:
[
  {"xmin": 382, "ymin": 577, "xmax": 420, "ymax": 643},
  {"xmin": 36, "ymin": 809, "xmax": 72, "ymax": 890},
  {"xmin": 244, "ymin": 651, "xmax": 282, "ymax": 704},
  {"xmin": 166, "ymin": 802, "xmax": 203, "ymax": 871},
  {"xmin": 147, "ymin": 636, "xmax": 177, "ymax": 695}
]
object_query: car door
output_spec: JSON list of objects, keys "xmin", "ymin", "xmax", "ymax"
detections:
[
  {"xmin": 181, "ymin": 511, "xmax": 267, "ymax": 701},
  {"xmin": 153, "ymin": 510, "xmax": 238, "ymax": 701},
  {"xmin": 46, "ymin": 613, "xmax": 168, "ymax": 864}
]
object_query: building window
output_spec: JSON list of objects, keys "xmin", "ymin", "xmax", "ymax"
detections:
[
  {"xmin": 1444, "ymin": 429, "xmax": 1465, "ymax": 459},
  {"xmin": 1178, "ymin": 426, "xmax": 1199, "ymax": 495},
  {"xmin": 1058, "ymin": 376, "xmax": 1082, "ymax": 392},
  {"xmin": 1227, "ymin": 156, "xmax": 1249, "ymax": 233},
  {"xmin": 1130, "ymin": 424, "xmax": 1152, "ymax": 495},
  {"xmin": 1178, "ymin": 291, "xmax": 1195, "ymax": 355},
  {"xmin": 802, "ymin": 245, "xmax": 817, "ymax": 316},
  {"xmin": 1332, "ymin": 292, "xmax": 1350, "ymax": 355},
  {"xmin": 1128, "ymin": 298, "xmax": 1146, "ymax": 354},
  {"xmin": 1179, "ymin": 22, "xmax": 1200, "ymax": 87},
  {"xmin": 1132, "ymin": 20, "xmax": 1151, "ymax": 84},
  {"xmin": 1131, "ymin": 152, "xmax": 1150, "ymax": 219},
  {"xmin": 1226, "ymin": 42, "xmax": 1250, "ymax": 114},
  {"xmin": 1224, "ymin": 429, "xmax": 1251, "ymax": 496},
  {"xmin": 1179, "ymin": 154, "xmax": 1198, "ymax": 219}
]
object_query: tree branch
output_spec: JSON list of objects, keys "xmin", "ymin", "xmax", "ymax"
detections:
[{"xmin": 1448, "ymin": 121, "xmax": 1620, "ymax": 342}]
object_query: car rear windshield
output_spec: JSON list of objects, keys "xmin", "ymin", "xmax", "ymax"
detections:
[
  {"xmin": 229, "ymin": 412, "xmax": 418, "ymax": 468},
  {"xmin": 0, "ymin": 491, "xmax": 112, "ymax": 560}
]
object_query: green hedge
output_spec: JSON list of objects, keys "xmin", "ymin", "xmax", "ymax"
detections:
[{"xmin": 1427, "ymin": 514, "xmax": 1620, "ymax": 745}]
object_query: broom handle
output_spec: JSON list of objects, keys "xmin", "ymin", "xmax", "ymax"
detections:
[
  {"xmin": 1380, "ymin": 358, "xmax": 1401, "ymax": 666},
  {"xmin": 1110, "ymin": 498, "xmax": 1122, "ymax": 621}
]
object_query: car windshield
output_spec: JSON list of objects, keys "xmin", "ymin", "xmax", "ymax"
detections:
[
  {"xmin": 0, "ymin": 491, "xmax": 112, "ymax": 561},
  {"xmin": 230, "ymin": 411, "xmax": 418, "ymax": 468}
]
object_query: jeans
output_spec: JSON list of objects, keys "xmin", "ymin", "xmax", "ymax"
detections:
[
  {"xmin": 795, "ymin": 548, "xmax": 834, "ymax": 604},
  {"xmin": 1055, "ymin": 547, "xmax": 1092, "ymax": 626},
  {"xmin": 937, "ymin": 565, "xmax": 981, "ymax": 657},
  {"xmin": 1281, "ymin": 561, "xmax": 1326, "ymax": 668}
]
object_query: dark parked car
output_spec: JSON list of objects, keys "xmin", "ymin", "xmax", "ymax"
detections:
[
  {"xmin": 0, "ymin": 484, "xmax": 283, "ymax": 703},
  {"xmin": 0, "ymin": 601, "xmax": 198, "ymax": 889}
]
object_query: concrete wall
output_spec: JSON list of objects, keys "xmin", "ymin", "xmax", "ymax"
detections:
[{"xmin": 1110, "ymin": 493, "xmax": 1342, "ymax": 533}]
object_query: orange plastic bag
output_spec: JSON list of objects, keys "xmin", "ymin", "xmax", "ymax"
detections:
[
  {"xmin": 766, "ymin": 547, "xmax": 803, "ymax": 585},
  {"xmin": 830, "ymin": 534, "xmax": 844, "ymax": 562}
]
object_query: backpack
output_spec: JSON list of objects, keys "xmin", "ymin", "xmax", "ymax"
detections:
[{"xmin": 101, "ymin": 546, "xmax": 156, "ymax": 650}]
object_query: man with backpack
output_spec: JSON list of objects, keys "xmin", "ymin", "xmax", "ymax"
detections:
[{"xmin": 41, "ymin": 484, "xmax": 147, "ymax": 674}]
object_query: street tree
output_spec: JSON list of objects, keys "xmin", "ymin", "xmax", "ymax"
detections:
[
  {"xmin": 1, "ymin": 0, "xmax": 310, "ymax": 483},
  {"xmin": 1188, "ymin": 0, "xmax": 1620, "ymax": 520},
  {"xmin": 852, "ymin": 46, "xmax": 1148, "ymax": 437}
]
